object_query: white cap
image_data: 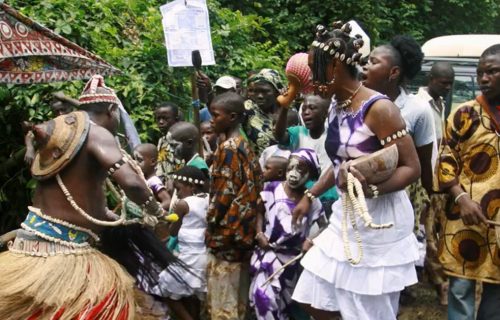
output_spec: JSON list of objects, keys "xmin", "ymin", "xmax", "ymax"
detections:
[{"xmin": 214, "ymin": 76, "xmax": 237, "ymax": 90}]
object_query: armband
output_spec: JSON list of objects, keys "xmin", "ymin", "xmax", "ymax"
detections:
[
  {"xmin": 107, "ymin": 156, "xmax": 129, "ymax": 176},
  {"xmin": 380, "ymin": 128, "xmax": 408, "ymax": 146}
]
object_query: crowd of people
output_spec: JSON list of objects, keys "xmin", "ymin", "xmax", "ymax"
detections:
[{"xmin": 0, "ymin": 19, "xmax": 499, "ymax": 320}]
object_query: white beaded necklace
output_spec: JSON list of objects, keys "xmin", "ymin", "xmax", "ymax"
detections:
[{"xmin": 342, "ymin": 172, "xmax": 394, "ymax": 265}]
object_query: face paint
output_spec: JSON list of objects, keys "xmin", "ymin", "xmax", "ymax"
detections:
[{"xmin": 286, "ymin": 157, "xmax": 309, "ymax": 189}]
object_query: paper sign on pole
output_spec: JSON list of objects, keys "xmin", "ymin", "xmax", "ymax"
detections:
[{"xmin": 160, "ymin": 0, "xmax": 215, "ymax": 67}]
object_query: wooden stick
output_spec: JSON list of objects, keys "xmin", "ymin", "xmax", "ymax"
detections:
[
  {"xmin": 487, "ymin": 219, "xmax": 500, "ymax": 227},
  {"xmin": 261, "ymin": 253, "xmax": 303, "ymax": 287}
]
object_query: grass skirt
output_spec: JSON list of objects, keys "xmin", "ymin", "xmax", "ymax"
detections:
[{"xmin": 0, "ymin": 231, "xmax": 135, "ymax": 320}]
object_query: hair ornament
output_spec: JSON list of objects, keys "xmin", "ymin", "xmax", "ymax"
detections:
[
  {"xmin": 332, "ymin": 21, "xmax": 343, "ymax": 29},
  {"xmin": 340, "ymin": 54, "xmax": 345, "ymax": 61},
  {"xmin": 346, "ymin": 58, "xmax": 352, "ymax": 64},
  {"xmin": 188, "ymin": 178, "xmax": 193, "ymax": 183},
  {"xmin": 312, "ymin": 40, "xmax": 319, "ymax": 47},
  {"xmin": 182, "ymin": 177, "xmax": 187, "ymax": 181},
  {"xmin": 334, "ymin": 52, "xmax": 340, "ymax": 59},
  {"xmin": 323, "ymin": 45, "xmax": 330, "ymax": 51},
  {"xmin": 329, "ymin": 49, "xmax": 335, "ymax": 55},
  {"xmin": 341, "ymin": 23, "xmax": 352, "ymax": 34},
  {"xmin": 333, "ymin": 40, "xmax": 341, "ymax": 48},
  {"xmin": 353, "ymin": 38, "xmax": 364, "ymax": 50},
  {"xmin": 319, "ymin": 43, "xmax": 325, "ymax": 49}
]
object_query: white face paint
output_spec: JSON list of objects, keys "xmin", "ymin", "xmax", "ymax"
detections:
[
  {"xmin": 286, "ymin": 157, "xmax": 309, "ymax": 189},
  {"xmin": 167, "ymin": 133, "xmax": 183, "ymax": 158}
]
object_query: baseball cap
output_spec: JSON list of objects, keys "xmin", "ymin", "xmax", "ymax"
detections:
[{"xmin": 214, "ymin": 76, "xmax": 237, "ymax": 90}]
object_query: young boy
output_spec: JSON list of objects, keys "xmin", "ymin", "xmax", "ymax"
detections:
[
  {"xmin": 262, "ymin": 156, "xmax": 288, "ymax": 182},
  {"xmin": 168, "ymin": 121, "xmax": 209, "ymax": 178},
  {"xmin": 134, "ymin": 143, "xmax": 171, "ymax": 210},
  {"xmin": 155, "ymin": 102, "xmax": 181, "ymax": 182},
  {"xmin": 200, "ymin": 121, "xmax": 217, "ymax": 158},
  {"xmin": 274, "ymin": 94, "xmax": 338, "ymax": 216},
  {"xmin": 205, "ymin": 92, "xmax": 262, "ymax": 320}
]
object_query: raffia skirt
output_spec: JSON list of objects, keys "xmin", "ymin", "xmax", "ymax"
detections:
[{"xmin": 0, "ymin": 230, "xmax": 136, "ymax": 320}]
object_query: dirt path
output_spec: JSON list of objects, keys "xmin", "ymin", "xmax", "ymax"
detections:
[{"xmin": 398, "ymin": 282, "xmax": 447, "ymax": 320}]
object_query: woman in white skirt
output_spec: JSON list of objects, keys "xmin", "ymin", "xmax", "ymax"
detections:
[{"xmin": 290, "ymin": 21, "xmax": 421, "ymax": 320}]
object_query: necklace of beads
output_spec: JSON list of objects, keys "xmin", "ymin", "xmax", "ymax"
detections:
[
  {"xmin": 337, "ymin": 83, "xmax": 363, "ymax": 110},
  {"xmin": 342, "ymin": 172, "xmax": 394, "ymax": 265}
]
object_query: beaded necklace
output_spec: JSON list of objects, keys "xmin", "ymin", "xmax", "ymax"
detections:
[
  {"xmin": 337, "ymin": 83, "xmax": 363, "ymax": 110},
  {"xmin": 342, "ymin": 172, "xmax": 394, "ymax": 265}
]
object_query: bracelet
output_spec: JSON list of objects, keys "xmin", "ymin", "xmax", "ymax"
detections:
[
  {"xmin": 454, "ymin": 192, "xmax": 468, "ymax": 204},
  {"xmin": 369, "ymin": 184, "xmax": 379, "ymax": 198},
  {"xmin": 304, "ymin": 189, "xmax": 316, "ymax": 201}
]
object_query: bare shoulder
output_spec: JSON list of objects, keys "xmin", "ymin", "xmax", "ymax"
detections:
[
  {"xmin": 85, "ymin": 124, "xmax": 123, "ymax": 167},
  {"xmin": 364, "ymin": 98, "xmax": 406, "ymax": 137},
  {"xmin": 174, "ymin": 199, "xmax": 189, "ymax": 216}
]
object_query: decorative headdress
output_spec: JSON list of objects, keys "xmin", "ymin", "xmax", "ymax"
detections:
[
  {"xmin": 171, "ymin": 166, "xmax": 206, "ymax": 187},
  {"xmin": 247, "ymin": 68, "xmax": 286, "ymax": 95},
  {"xmin": 290, "ymin": 148, "xmax": 321, "ymax": 180},
  {"xmin": 310, "ymin": 21, "xmax": 364, "ymax": 95},
  {"xmin": 78, "ymin": 75, "xmax": 119, "ymax": 106},
  {"xmin": 31, "ymin": 111, "xmax": 90, "ymax": 180}
]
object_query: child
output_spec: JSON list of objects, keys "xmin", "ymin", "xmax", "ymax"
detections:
[
  {"xmin": 249, "ymin": 148, "xmax": 327, "ymax": 320},
  {"xmin": 134, "ymin": 143, "xmax": 171, "ymax": 208},
  {"xmin": 155, "ymin": 102, "xmax": 181, "ymax": 182},
  {"xmin": 262, "ymin": 155, "xmax": 289, "ymax": 183},
  {"xmin": 200, "ymin": 121, "xmax": 218, "ymax": 166},
  {"xmin": 168, "ymin": 121, "xmax": 209, "ymax": 178},
  {"xmin": 153, "ymin": 166, "xmax": 209, "ymax": 320},
  {"xmin": 205, "ymin": 92, "xmax": 262, "ymax": 320},
  {"xmin": 275, "ymin": 94, "xmax": 339, "ymax": 216}
]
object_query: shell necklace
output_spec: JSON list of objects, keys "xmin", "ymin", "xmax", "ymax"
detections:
[
  {"xmin": 337, "ymin": 83, "xmax": 363, "ymax": 111},
  {"xmin": 342, "ymin": 172, "xmax": 394, "ymax": 265}
]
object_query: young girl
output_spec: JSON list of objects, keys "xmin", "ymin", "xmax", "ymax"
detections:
[
  {"xmin": 153, "ymin": 166, "xmax": 209, "ymax": 320},
  {"xmin": 249, "ymin": 148, "xmax": 327, "ymax": 320}
]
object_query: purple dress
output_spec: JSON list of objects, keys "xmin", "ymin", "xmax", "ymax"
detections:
[{"xmin": 249, "ymin": 181, "xmax": 325, "ymax": 320}]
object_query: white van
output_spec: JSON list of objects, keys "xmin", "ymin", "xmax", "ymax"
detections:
[{"xmin": 409, "ymin": 34, "xmax": 500, "ymax": 115}]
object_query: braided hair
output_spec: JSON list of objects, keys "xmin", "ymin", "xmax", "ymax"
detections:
[{"xmin": 310, "ymin": 21, "xmax": 365, "ymax": 88}]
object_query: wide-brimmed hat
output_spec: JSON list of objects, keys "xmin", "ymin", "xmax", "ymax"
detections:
[{"xmin": 31, "ymin": 111, "xmax": 90, "ymax": 180}]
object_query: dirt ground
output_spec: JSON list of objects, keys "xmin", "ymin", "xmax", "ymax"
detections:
[{"xmin": 398, "ymin": 282, "xmax": 447, "ymax": 320}]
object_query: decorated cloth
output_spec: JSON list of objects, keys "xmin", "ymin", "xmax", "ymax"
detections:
[
  {"xmin": 0, "ymin": 210, "xmax": 135, "ymax": 320},
  {"xmin": 205, "ymin": 135, "xmax": 262, "ymax": 262},
  {"xmin": 156, "ymin": 134, "xmax": 184, "ymax": 183},
  {"xmin": 437, "ymin": 96, "xmax": 500, "ymax": 284},
  {"xmin": 146, "ymin": 175, "xmax": 166, "ymax": 197},
  {"xmin": 206, "ymin": 253, "xmax": 250, "ymax": 320},
  {"xmin": 292, "ymin": 94, "xmax": 419, "ymax": 317},
  {"xmin": 0, "ymin": 3, "xmax": 119, "ymax": 84},
  {"xmin": 249, "ymin": 181, "xmax": 325, "ymax": 320},
  {"xmin": 243, "ymin": 99, "xmax": 278, "ymax": 156},
  {"xmin": 154, "ymin": 194, "xmax": 209, "ymax": 300}
]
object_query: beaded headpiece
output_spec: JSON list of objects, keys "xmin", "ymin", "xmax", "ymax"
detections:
[
  {"xmin": 171, "ymin": 166, "xmax": 206, "ymax": 187},
  {"xmin": 310, "ymin": 21, "xmax": 364, "ymax": 95},
  {"xmin": 78, "ymin": 75, "xmax": 119, "ymax": 106}
]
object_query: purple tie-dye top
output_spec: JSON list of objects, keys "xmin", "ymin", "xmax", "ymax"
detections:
[{"xmin": 325, "ymin": 94, "xmax": 389, "ymax": 169}]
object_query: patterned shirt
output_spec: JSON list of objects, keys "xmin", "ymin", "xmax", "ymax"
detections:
[
  {"xmin": 205, "ymin": 135, "xmax": 262, "ymax": 262},
  {"xmin": 243, "ymin": 100, "xmax": 277, "ymax": 156},
  {"xmin": 156, "ymin": 134, "xmax": 184, "ymax": 182},
  {"xmin": 437, "ymin": 96, "xmax": 500, "ymax": 283}
]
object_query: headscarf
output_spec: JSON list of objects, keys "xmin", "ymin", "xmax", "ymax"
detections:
[
  {"xmin": 247, "ymin": 68, "xmax": 286, "ymax": 95},
  {"xmin": 290, "ymin": 148, "xmax": 321, "ymax": 180}
]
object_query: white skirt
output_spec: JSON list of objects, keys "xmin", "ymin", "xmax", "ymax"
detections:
[{"xmin": 153, "ymin": 252, "xmax": 207, "ymax": 300}]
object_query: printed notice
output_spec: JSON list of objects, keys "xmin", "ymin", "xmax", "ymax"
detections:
[{"xmin": 160, "ymin": 0, "xmax": 215, "ymax": 67}]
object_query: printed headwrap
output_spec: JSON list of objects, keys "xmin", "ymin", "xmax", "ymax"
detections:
[
  {"xmin": 290, "ymin": 148, "xmax": 321, "ymax": 180},
  {"xmin": 78, "ymin": 75, "xmax": 120, "ymax": 106},
  {"xmin": 247, "ymin": 68, "xmax": 286, "ymax": 95}
]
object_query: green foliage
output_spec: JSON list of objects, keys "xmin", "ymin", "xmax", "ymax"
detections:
[{"xmin": 0, "ymin": 0, "xmax": 499, "ymax": 232}]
